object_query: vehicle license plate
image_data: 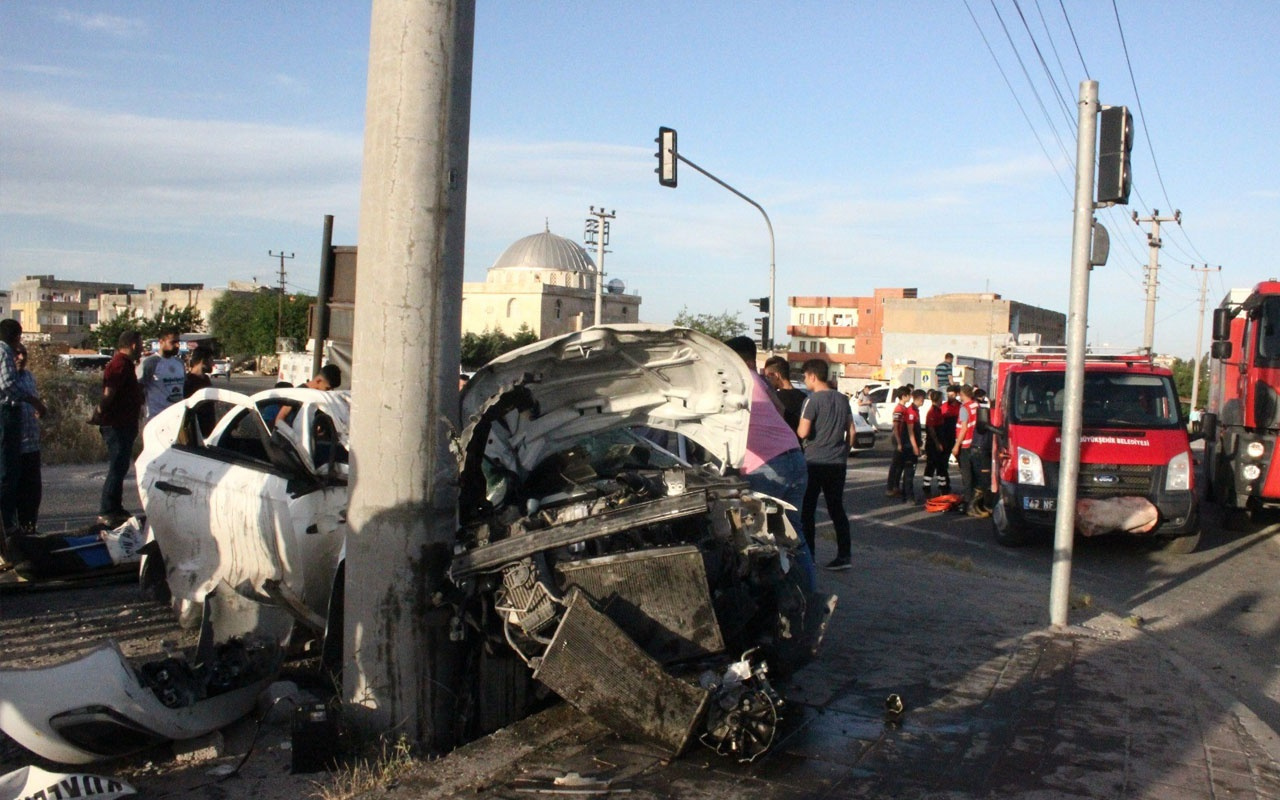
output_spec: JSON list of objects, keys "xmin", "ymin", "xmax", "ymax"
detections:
[{"xmin": 1023, "ymin": 497, "xmax": 1055, "ymax": 511}]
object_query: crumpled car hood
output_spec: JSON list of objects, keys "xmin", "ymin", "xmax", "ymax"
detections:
[{"xmin": 459, "ymin": 325, "xmax": 753, "ymax": 483}]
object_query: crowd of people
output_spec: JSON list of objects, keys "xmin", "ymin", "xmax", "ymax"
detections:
[
  {"xmin": 880, "ymin": 354, "xmax": 993, "ymax": 517},
  {"xmin": 0, "ymin": 319, "xmax": 342, "ymax": 565},
  {"xmin": 727, "ymin": 346, "xmax": 999, "ymax": 583}
]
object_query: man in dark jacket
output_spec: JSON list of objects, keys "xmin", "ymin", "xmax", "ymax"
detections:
[{"xmin": 98, "ymin": 331, "xmax": 145, "ymax": 527}]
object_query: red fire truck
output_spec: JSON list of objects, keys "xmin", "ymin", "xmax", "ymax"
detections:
[
  {"xmin": 1202, "ymin": 281, "xmax": 1280, "ymax": 529},
  {"xmin": 988, "ymin": 348, "xmax": 1200, "ymax": 552}
]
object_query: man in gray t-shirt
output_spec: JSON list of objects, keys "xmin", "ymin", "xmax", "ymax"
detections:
[{"xmin": 796, "ymin": 359, "xmax": 856, "ymax": 571}]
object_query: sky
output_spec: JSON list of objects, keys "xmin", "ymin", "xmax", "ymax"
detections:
[{"xmin": 3, "ymin": 1, "xmax": 1279, "ymax": 361}]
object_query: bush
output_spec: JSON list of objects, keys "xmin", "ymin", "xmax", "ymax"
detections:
[{"xmin": 26, "ymin": 346, "xmax": 108, "ymax": 465}]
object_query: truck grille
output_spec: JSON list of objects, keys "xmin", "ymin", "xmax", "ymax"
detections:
[{"xmin": 1046, "ymin": 463, "xmax": 1155, "ymax": 497}]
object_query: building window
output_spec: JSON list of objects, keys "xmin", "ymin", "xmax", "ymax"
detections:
[
  {"xmin": 555, "ymin": 299, "xmax": 562, "ymax": 319},
  {"xmin": 819, "ymin": 342, "xmax": 827, "ymax": 353},
  {"xmin": 506, "ymin": 298, "xmax": 516, "ymax": 317},
  {"xmin": 798, "ymin": 341, "xmax": 807, "ymax": 353},
  {"xmin": 838, "ymin": 343, "xmax": 845, "ymax": 354},
  {"xmin": 621, "ymin": 306, "xmax": 628, "ymax": 318}
]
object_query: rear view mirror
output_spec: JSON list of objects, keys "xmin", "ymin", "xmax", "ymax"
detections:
[{"xmin": 1211, "ymin": 340, "xmax": 1233, "ymax": 360}]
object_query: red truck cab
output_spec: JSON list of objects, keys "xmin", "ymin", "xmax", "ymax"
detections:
[
  {"xmin": 1203, "ymin": 281, "xmax": 1280, "ymax": 528},
  {"xmin": 989, "ymin": 350, "xmax": 1200, "ymax": 552}
]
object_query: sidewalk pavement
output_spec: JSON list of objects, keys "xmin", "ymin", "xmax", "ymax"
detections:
[{"xmin": 390, "ymin": 541, "xmax": 1280, "ymax": 799}]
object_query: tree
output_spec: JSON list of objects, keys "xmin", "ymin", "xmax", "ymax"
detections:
[
  {"xmin": 460, "ymin": 324, "xmax": 539, "ymax": 368},
  {"xmin": 1169, "ymin": 355, "xmax": 1209, "ymax": 410},
  {"xmin": 142, "ymin": 304, "xmax": 204, "ymax": 339},
  {"xmin": 92, "ymin": 309, "xmax": 142, "ymax": 350},
  {"xmin": 209, "ymin": 291, "xmax": 312, "ymax": 355},
  {"xmin": 91, "ymin": 304, "xmax": 204, "ymax": 350},
  {"xmin": 672, "ymin": 307, "xmax": 747, "ymax": 340}
]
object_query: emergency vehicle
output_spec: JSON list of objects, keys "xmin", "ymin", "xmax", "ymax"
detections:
[
  {"xmin": 988, "ymin": 347, "xmax": 1200, "ymax": 552},
  {"xmin": 1202, "ymin": 281, "xmax": 1280, "ymax": 528}
]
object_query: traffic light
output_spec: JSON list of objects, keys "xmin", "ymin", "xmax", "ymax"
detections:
[
  {"xmin": 656, "ymin": 127, "xmax": 677, "ymax": 188},
  {"xmin": 749, "ymin": 296, "xmax": 769, "ymax": 313},
  {"xmin": 754, "ymin": 315, "xmax": 770, "ymax": 351},
  {"xmin": 1097, "ymin": 106, "xmax": 1133, "ymax": 206}
]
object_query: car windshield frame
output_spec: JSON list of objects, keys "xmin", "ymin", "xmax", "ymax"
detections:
[{"xmin": 1007, "ymin": 370, "xmax": 1184, "ymax": 429}]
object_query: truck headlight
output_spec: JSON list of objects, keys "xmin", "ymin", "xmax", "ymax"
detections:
[
  {"xmin": 1166, "ymin": 451, "xmax": 1191, "ymax": 491},
  {"xmin": 1017, "ymin": 447, "xmax": 1044, "ymax": 486},
  {"xmin": 1246, "ymin": 441, "xmax": 1266, "ymax": 459},
  {"xmin": 1243, "ymin": 464, "xmax": 1262, "ymax": 481}
]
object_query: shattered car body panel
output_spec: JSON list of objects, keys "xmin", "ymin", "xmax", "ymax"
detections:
[
  {"xmin": 0, "ymin": 634, "xmax": 278, "ymax": 765},
  {"xmin": 454, "ymin": 326, "xmax": 836, "ymax": 758}
]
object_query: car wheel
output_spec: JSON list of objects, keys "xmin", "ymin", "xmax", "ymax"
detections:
[
  {"xmin": 1156, "ymin": 531, "xmax": 1201, "ymax": 554},
  {"xmin": 992, "ymin": 496, "xmax": 1031, "ymax": 547}
]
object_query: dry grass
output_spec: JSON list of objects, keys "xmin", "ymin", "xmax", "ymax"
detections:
[
  {"xmin": 310, "ymin": 736, "xmax": 417, "ymax": 800},
  {"xmin": 26, "ymin": 346, "xmax": 109, "ymax": 464}
]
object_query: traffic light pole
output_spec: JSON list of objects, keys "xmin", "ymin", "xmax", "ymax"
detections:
[{"xmin": 672, "ymin": 153, "xmax": 776, "ymax": 350}]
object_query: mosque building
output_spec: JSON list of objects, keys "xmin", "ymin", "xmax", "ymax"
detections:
[{"xmin": 461, "ymin": 226, "xmax": 642, "ymax": 339}]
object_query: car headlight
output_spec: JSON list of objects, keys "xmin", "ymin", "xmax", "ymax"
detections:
[
  {"xmin": 1246, "ymin": 441, "xmax": 1266, "ymax": 459},
  {"xmin": 1017, "ymin": 447, "xmax": 1044, "ymax": 486},
  {"xmin": 1243, "ymin": 464, "xmax": 1262, "ymax": 481},
  {"xmin": 1165, "ymin": 450, "xmax": 1191, "ymax": 491}
]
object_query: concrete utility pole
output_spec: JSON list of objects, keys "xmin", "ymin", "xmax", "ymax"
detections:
[
  {"xmin": 268, "ymin": 250, "xmax": 294, "ymax": 343},
  {"xmin": 1189, "ymin": 264, "xmax": 1221, "ymax": 414},
  {"xmin": 584, "ymin": 206, "xmax": 614, "ymax": 326},
  {"xmin": 1049, "ymin": 79, "xmax": 1099, "ymax": 628},
  {"xmin": 345, "ymin": 0, "xmax": 474, "ymax": 750},
  {"xmin": 1132, "ymin": 209, "xmax": 1180, "ymax": 353}
]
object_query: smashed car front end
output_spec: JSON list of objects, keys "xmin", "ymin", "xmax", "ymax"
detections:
[{"xmin": 452, "ymin": 325, "xmax": 836, "ymax": 760}]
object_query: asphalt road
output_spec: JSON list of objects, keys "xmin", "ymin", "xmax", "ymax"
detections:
[{"xmin": 839, "ymin": 440, "xmax": 1280, "ymax": 737}]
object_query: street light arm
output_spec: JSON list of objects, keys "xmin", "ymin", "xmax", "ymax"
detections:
[{"xmin": 676, "ymin": 153, "xmax": 776, "ymax": 349}]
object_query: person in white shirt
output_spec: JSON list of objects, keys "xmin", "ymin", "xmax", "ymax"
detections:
[{"xmin": 137, "ymin": 329, "xmax": 186, "ymax": 421}]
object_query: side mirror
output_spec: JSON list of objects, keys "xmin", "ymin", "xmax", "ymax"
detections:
[
  {"xmin": 1212, "ymin": 307, "xmax": 1232, "ymax": 341},
  {"xmin": 1211, "ymin": 340, "xmax": 1233, "ymax": 360},
  {"xmin": 1200, "ymin": 412, "xmax": 1217, "ymax": 442}
]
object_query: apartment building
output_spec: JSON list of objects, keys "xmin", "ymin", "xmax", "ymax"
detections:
[{"xmin": 9, "ymin": 275, "xmax": 134, "ymax": 346}]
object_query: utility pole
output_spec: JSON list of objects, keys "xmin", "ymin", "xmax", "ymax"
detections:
[
  {"xmin": 268, "ymin": 250, "xmax": 294, "ymax": 344},
  {"xmin": 1132, "ymin": 209, "xmax": 1180, "ymax": 353},
  {"xmin": 1189, "ymin": 264, "xmax": 1222, "ymax": 414},
  {"xmin": 1049, "ymin": 79, "xmax": 1099, "ymax": 628},
  {"xmin": 584, "ymin": 206, "xmax": 614, "ymax": 326},
  {"xmin": 346, "ymin": 0, "xmax": 474, "ymax": 750}
]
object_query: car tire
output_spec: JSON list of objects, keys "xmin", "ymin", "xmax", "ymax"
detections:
[
  {"xmin": 1156, "ymin": 530, "xmax": 1201, "ymax": 554},
  {"xmin": 992, "ymin": 496, "xmax": 1031, "ymax": 547}
]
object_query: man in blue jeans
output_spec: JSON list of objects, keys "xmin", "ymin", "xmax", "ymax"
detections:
[
  {"xmin": 98, "ymin": 331, "xmax": 145, "ymax": 527},
  {"xmin": 0, "ymin": 319, "xmax": 46, "ymax": 560}
]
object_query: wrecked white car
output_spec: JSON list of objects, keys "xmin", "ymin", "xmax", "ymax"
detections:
[
  {"xmin": 0, "ymin": 326, "xmax": 833, "ymax": 765},
  {"xmin": 0, "ymin": 386, "xmax": 348, "ymax": 764}
]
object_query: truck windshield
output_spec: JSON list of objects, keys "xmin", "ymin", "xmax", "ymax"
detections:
[{"xmin": 1008, "ymin": 371, "xmax": 1181, "ymax": 428}]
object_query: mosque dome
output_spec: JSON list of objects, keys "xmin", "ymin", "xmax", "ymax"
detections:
[{"xmin": 489, "ymin": 228, "xmax": 596, "ymax": 274}]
